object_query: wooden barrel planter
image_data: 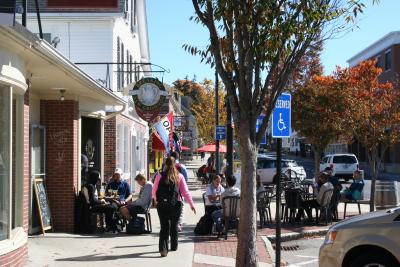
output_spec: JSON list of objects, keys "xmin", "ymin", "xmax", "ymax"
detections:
[{"xmin": 375, "ymin": 180, "xmax": 400, "ymax": 210}]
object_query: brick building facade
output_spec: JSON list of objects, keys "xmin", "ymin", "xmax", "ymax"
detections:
[
  {"xmin": 348, "ymin": 31, "xmax": 400, "ymax": 173},
  {"xmin": 0, "ymin": 25, "xmax": 126, "ymax": 266}
]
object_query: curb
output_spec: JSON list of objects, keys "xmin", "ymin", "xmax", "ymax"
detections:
[{"xmin": 266, "ymin": 228, "xmax": 329, "ymax": 243}]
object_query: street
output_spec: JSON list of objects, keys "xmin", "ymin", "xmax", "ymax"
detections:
[
  {"xmin": 280, "ymin": 237, "xmax": 324, "ymax": 267},
  {"xmin": 286, "ymin": 155, "xmax": 400, "ymax": 182}
]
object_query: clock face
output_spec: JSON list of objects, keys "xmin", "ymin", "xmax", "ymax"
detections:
[{"xmin": 137, "ymin": 83, "xmax": 161, "ymax": 107}]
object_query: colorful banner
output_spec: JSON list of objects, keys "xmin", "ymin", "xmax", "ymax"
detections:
[{"xmin": 153, "ymin": 112, "xmax": 173, "ymax": 153}]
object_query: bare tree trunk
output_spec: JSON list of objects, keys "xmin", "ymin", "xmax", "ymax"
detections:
[
  {"xmin": 313, "ymin": 148, "xmax": 321, "ymax": 182},
  {"xmin": 236, "ymin": 126, "xmax": 258, "ymax": 267}
]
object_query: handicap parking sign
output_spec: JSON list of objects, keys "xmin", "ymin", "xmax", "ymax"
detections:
[{"xmin": 272, "ymin": 93, "xmax": 291, "ymax": 138}]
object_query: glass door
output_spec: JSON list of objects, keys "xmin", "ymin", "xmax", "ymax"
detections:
[{"xmin": 29, "ymin": 125, "xmax": 46, "ymax": 234}]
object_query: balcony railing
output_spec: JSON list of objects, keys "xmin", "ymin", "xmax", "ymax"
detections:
[{"xmin": 74, "ymin": 62, "xmax": 169, "ymax": 91}]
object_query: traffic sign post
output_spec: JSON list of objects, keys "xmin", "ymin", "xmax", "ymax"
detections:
[
  {"xmin": 272, "ymin": 93, "xmax": 291, "ymax": 267},
  {"xmin": 216, "ymin": 125, "xmax": 226, "ymax": 141}
]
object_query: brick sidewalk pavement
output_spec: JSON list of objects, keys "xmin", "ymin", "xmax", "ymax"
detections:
[
  {"xmin": 191, "ymin": 210, "xmax": 364, "ymax": 266},
  {"xmin": 193, "ymin": 234, "xmax": 272, "ymax": 267}
]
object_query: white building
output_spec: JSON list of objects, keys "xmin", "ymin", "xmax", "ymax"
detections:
[{"xmin": 23, "ymin": 0, "xmax": 150, "ymax": 185}]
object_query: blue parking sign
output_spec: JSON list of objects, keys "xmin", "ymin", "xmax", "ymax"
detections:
[
  {"xmin": 256, "ymin": 115, "xmax": 267, "ymax": 145},
  {"xmin": 272, "ymin": 93, "xmax": 291, "ymax": 138},
  {"xmin": 216, "ymin": 125, "xmax": 226, "ymax": 140}
]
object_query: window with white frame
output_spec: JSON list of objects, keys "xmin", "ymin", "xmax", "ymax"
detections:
[
  {"xmin": 0, "ymin": 87, "xmax": 11, "ymax": 241},
  {"xmin": 121, "ymin": 42, "xmax": 125, "ymax": 88},
  {"xmin": 130, "ymin": 0, "xmax": 137, "ymax": 33},
  {"xmin": 0, "ymin": 86, "xmax": 24, "ymax": 242},
  {"xmin": 117, "ymin": 123, "xmax": 135, "ymax": 180},
  {"xmin": 130, "ymin": 134, "xmax": 137, "ymax": 178},
  {"xmin": 117, "ymin": 37, "xmax": 121, "ymax": 89},
  {"xmin": 124, "ymin": 125, "xmax": 129, "ymax": 173}
]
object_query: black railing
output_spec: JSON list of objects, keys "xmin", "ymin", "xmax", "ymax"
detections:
[{"xmin": 74, "ymin": 62, "xmax": 169, "ymax": 91}]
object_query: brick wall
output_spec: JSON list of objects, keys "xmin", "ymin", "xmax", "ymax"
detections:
[
  {"xmin": 40, "ymin": 100, "xmax": 79, "ymax": 232},
  {"xmin": 104, "ymin": 116, "xmax": 116, "ymax": 181},
  {"xmin": 0, "ymin": 244, "xmax": 28, "ymax": 267}
]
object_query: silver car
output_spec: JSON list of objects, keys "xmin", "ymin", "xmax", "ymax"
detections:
[
  {"xmin": 257, "ymin": 155, "xmax": 306, "ymax": 184},
  {"xmin": 319, "ymin": 207, "xmax": 400, "ymax": 267}
]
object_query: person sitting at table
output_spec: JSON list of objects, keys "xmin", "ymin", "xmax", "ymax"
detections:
[
  {"xmin": 85, "ymin": 170, "xmax": 118, "ymax": 232},
  {"xmin": 300, "ymin": 172, "xmax": 334, "ymax": 221},
  {"xmin": 205, "ymin": 174, "xmax": 225, "ymax": 214},
  {"xmin": 324, "ymin": 167, "xmax": 342, "ymax": 191},
  {"xmin": 341, "ymin": 170, "xmax": 364, "ymax": 201},
  {"xmin": 211, "ymin": 175, "xmax": 241, "ymax": 232},
  {"xmin": 120, "ymin": 173, "xmax": 153, "ymax": 220},
  {"xmin": 106, "ymin": 168, "xmax": 132, "ymax": 206}
]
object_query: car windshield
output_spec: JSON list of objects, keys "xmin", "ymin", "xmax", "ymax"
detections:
[{"xmin": 333, "ymin": 156, "xmax": 357, "ymax": 164}]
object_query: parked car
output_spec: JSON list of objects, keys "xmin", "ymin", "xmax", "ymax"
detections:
[
  {"xmin": 319, "ymin": 207, "xmax": 400, "ymax": 267},
  {"xmin": 320, "ymin": 153, "xmax": 359, "ymax": 181},
  {"xmin": 257, "ymin": 155, "xmax": 306, "ymax": 184}
]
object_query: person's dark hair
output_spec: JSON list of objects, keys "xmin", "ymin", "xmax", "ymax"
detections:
[
  {"xmin": 324, "ymin": 166, "xmax": 333, "ymax": 172},
  {"xmin": 226, "ymin": 175, "xmax": 237, "ymax": 187},
  {"xmin": 170, "ymin": 151, "xmax": 179, "ymax": 160},
  {"xmin": 88, "ymin": 170, "xmax": 101, "ymax": 185},
  {"xmin": 135, "ymin": 173, "xmax": 146, "ymax": 181}
]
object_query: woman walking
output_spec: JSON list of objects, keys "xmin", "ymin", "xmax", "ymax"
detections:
[{"xmin": 152, "ymin": 156, "xmax": 196, "ymax": 257}]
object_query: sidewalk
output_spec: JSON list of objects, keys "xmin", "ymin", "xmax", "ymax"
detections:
[{"xmin": 26, "ymin": 158, "xmax": 372, "ymax": 267}]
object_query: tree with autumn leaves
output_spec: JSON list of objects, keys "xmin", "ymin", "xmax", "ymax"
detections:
[
  {"xmin": 188, "ymin": 1, "xmax": 375, "ymax": 266},
  {"xmin": 173, "ymin": 79, "xmax": 226, "ymax": 145},
  {"xmin": 347, "ymin": 60, "xmax": 400, "ymax": 211},
  {"xmin": 293, "ymin": 72, "xmax": 352, "ymax": 179},
  {"xmin": 294, "ymin": 60, "xmax": 400, "ymax": 212}
]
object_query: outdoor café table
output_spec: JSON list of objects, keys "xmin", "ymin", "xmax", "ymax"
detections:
[{"xmin": 300, "ymin": 180, "xmax": 317, "ymax": 201}]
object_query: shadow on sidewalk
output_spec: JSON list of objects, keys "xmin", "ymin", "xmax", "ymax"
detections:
[{"xmin": 55, "ymin": 251, "xmax": 161, "ymax": 262}]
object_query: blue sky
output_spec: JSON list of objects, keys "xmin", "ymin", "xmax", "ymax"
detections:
[{"xmin": 147, "ymin": 0, "xmax": 400, "ymax": 85}]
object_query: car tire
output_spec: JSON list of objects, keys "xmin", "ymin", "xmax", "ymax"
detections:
[{"xmin": 350, "ymin": 252, "xmax": 399, "ymax": 267}]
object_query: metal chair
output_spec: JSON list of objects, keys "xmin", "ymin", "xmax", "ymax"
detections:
[
  {"xmin": 222, "ymin": 196, "xmax": 240, "ymax": 240},
  {"xmin": 343, "ymin": 199, "xmax": 362, "ymax": 219},
  {"xmin": 315, "ymin": 189, "xmax": 334, "ymax": 225},
  {"xmin": 330, "ymin": 188, "xmax": 341, "ymax": 221},
  {"xmin": 257, "ymin": 190, "xmax": 272, "ymax": 228},
  {"xmin": 283, "ymin": 188, "xmax": 303, "ymax": 223},
  {"xmin": 137, "ymin": 199, "xmax": 153, "ymax": 233}
]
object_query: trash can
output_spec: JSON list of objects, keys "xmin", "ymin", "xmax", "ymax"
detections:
[{"xmin": 375, "ymin": 180, "xmax": 400, "ymax": 210}]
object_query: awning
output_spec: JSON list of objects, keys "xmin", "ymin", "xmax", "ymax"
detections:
[{"xmin": 0, "ymin": 25, "xmax": 125, "ymax": 107}]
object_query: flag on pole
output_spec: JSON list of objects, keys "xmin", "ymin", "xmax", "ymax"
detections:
[{"xmin": 153, "ymin": 112, "xmax": 173, "ymax": 153}]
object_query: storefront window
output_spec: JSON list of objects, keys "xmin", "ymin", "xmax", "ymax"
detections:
[{"xmin": 0, "ymin": 87, "xmax": 11, "ymax": 241}]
